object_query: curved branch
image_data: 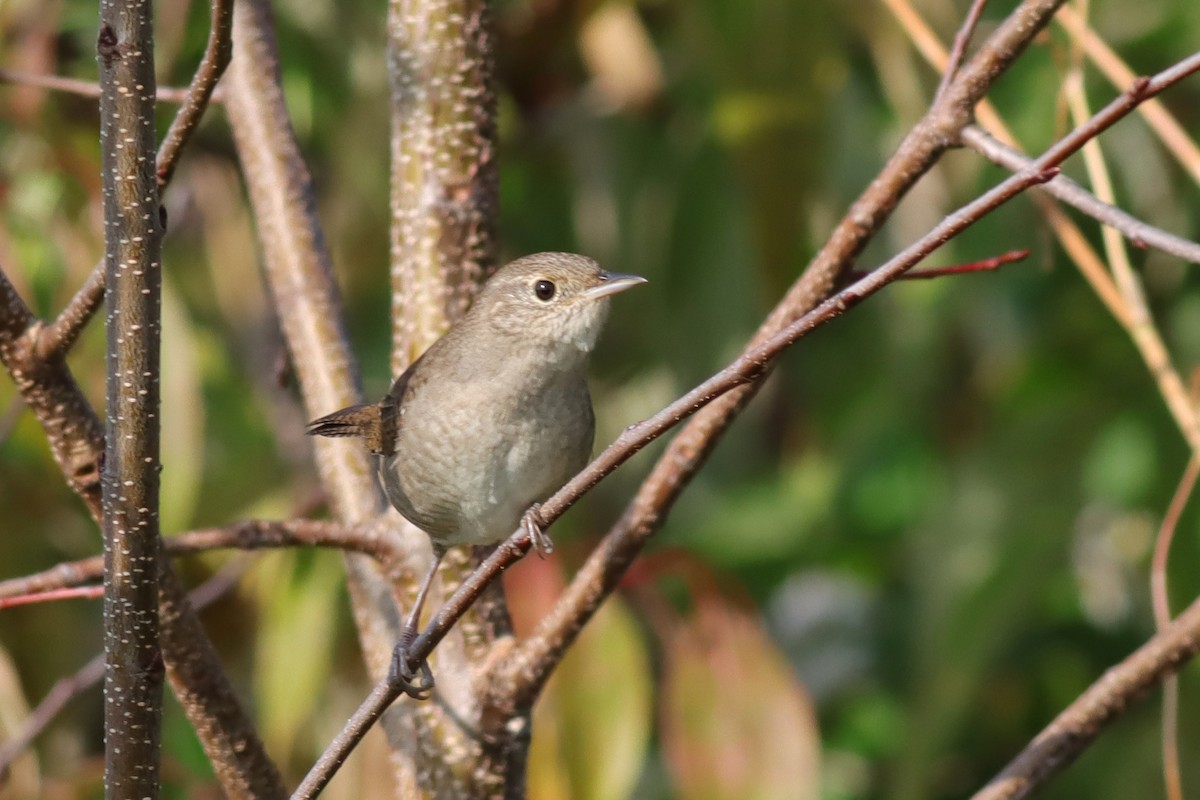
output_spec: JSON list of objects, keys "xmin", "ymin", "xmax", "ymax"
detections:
[
  {"xmin": 972, "ymin": 590, "xmax": 1200, "ymax": 800},
  {"xmin": 37, "ymin": 0, "xmax": 235, "ymax": 361}
]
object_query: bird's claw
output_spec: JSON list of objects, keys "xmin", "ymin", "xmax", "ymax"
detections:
[
  {"xmin": 522, "ymin": 504, "xmax": 553, "ymax": 558},
  {"xmin": 388, "ymin": 630, "xmax": 435, "ymax": 700}
]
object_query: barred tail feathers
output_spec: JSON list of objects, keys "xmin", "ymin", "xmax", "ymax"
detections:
[{"xmin": 305, "ymin": 404, "xmax": 378, "ymax": 440}]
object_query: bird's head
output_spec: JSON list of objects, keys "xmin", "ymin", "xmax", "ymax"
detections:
[{"xmin": 471, "ymin": 252, "xmax": 647, "ymax": 356}]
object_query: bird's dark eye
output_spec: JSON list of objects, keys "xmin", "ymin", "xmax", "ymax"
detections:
[{"xmin": 533, "ymin": 279, "xmax": 557, "ymax": 301}]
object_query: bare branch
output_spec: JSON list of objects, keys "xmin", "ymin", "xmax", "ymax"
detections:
[
  {"xmin": 0, "ymin": 270, "xmax": 104, "ymax": 512},
  {"xmin": 0, "ymin": 67, "xmax": 200, "ymax": 103},
  {"xmin": 0, "ymin": 518, "xmax": 394, "ymax": 599},
  {"xmin": 300, "ymin": 155, "xmax": 1064, "ymax": 789},
  {"xmin": 387, "ymin": 0, "xmax": 498, "ymax": 370},
  {"xmin": 498, "ymin": 0, "xmax": 1077, "ymax": 702},
  {"xmin": 154, "ymin": 0, "xmax": 233, "ymax": 188},
  {"xmin": 223, "ymin": 2, "xmax": 420, "ymax": 785},
  {"xmin": 961, "ymin": 125, "xmax": 1200, "ymax": 264},
  {"xmin": 1150, "ymin": 459, "xmax": 1197, "ymax": 800},
  {"xmin": 934, "ymin": 0, "xmax": 992, "ymax": 102},
  {"xmin": 972, "ymin": 589, "xmax": 1200, "ymax": 800},
  {"xmin": 0, "ymin": 562, "xmax": 247, "ymax": 780},
  {"xmin": 37, "ymin": 0, "xmax": 235, "ymax": 361}
]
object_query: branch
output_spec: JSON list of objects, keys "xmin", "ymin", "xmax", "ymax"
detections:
[
  {"xmin": 154, "ymin": 0, "xmax": 234, "ymax": 189},
  {"xmin": 299, "ymin": 160, "xmax": 1058, "ymax": 790},
  {"xmin": 384, "ymin": 0, "xmax": 513, "ymax": 790},
  {"xmin": 934, "ymin": 0, "xmax": 991, "ymax": 102},
  {"xmin": 0, "ymin": 561, "xmax": 247, "ymax": 779},
  {"xmin": 0, "ymin": 519, "xmax": 393, "ymax": 599},
  {"xmin": 386, "ymin": 0, "xmax": 498, "ymax": 370},
  {"xmin": 0, "ymin": 270, "xmax": 104, "ymax": 512},
  {"xmin": 223, "ymin": 1, "xmax": 419, "ymax": 783},
  {"xmin": 1054, "ymin": 6, "xmax": 1200, "ymax": 185},
  {"xmin": 1150, "ymin": 459, "xmax": 1197, "ymax": 800},
  {"xmin": 971, "ymin": 588, "xmax": 1200, "ymax": 800},
  {"xmin": 500, "ymin": 0, "xmax": 1078, "ymax": 701},
  {"xmin": 961, "ymin": 125, "xmax": 1200, "ymax": 264},
  {"xmin": 97, "ymin": 0, "xmax": 167, "ymax": 791},
  {"xmin": 0, "ymin": 67, "xmax": 200, "ymax": 103},
  {"xmin": 37, "ymin": 0, "xmax": 235, "ymax": 361}
]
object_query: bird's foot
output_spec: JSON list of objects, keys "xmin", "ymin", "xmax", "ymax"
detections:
[
  {"xmin": 521, "ymin": 504, "xmax": 553, "ymax": 558},
  {"xmin": 387, "ymin": 626, "xmax": 435, "ymax": 700}
]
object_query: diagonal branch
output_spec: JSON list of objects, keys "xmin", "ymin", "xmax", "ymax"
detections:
[
  {"xmin": 961, "ymin": 125, "xmax": 1200, "ymax": 264},
  {"xmin": 499, "ymin": 0, "xmax": 1078, "ymax": 704},
  {"xmin": 971, "ymin": 588, "xmax": 1200, "ymax": 800},
  {"xmin": 37, "ymin": 0, "xmax": 235, "ymax": 362},
  {"xmin": 298, "ymin": 161, "xmax": 1058, "ymax": 792}
]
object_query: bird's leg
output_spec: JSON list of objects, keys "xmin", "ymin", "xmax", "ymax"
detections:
[
  {"xmin": 388, "ymin": 546, "xmax": 444, "ymax": 700},
  {"xmin": 521, "ymin": 504, "xmax": 554, "ymax": 558}
]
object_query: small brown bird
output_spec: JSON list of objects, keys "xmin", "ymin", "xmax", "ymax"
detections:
[{"xmin": 307, "ymin": 252, "xmax": 645, "ymax": 690}]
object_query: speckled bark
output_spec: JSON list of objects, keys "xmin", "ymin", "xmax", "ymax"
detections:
[
  {"xmin": 224, "ymin": 0, "xmax": 427, "ymax": 791},
  {"xmin": 1, "ymin": 281, "xmax": 284, "ymax": 799},
  {"xmin": 98, "ymin": 0, "xmax": 165, "ymax": 795},
  {"xmin": 386, "ymin": 1, "xmax": 521, "ymax": 796},
  {"xmin": 387, "ymin": 0, "xmax": 498, "ymax": 371}
]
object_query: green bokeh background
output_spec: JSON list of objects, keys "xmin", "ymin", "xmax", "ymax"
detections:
[{"xmin": 2, "ymin": 0, "xmax": 1200, "ymax": 797}]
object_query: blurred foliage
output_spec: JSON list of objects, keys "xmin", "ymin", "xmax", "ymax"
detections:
[{"xmin": 2, "ymin": 0, "xmax": 1200, "ymax": 798}]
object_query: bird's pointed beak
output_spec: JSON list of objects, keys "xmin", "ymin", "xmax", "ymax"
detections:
[{"xmin": 584, "ymin": 271, "xmax": 648, "ymax": 300}]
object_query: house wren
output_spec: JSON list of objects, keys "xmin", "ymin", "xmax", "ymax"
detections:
[{"xmin": 306, "ymin": 252, "xmax": 646, "ymax": 692}]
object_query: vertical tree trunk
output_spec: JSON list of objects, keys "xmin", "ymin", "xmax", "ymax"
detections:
[{"xmin": 97, "ymin": 0, "xmax": 165, "ymax": 795}]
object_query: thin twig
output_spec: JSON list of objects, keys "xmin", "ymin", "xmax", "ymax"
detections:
[
  {"xmin": 154, "ymin": 0, "xmax": 233, "ymax": 188},
  {"xmin": 0, "ymin": 561, "xmax": 248, "ymax": 778},
  {"xmin": 0, "ymin": 67, "xmax": 201, "ymax": 103},
  {"xmin": 36, "ymin": 0, "xmax": 235, "ymax": 361},
  {"xmin": 0, "ymin": 586, "xmax": 103, "ymax": 609},
  {"xmin": 0, "ymin": 519, "xmax": 392, "ymax": 600},
  {"xmin": 971, "ymin": 587, "xmax": 1200, "ymax": 800},
  {"xmin": 934, "ymin": 0, "xmax": 992, "ymax": 102},
  {"xmin": 1150, "ymin": 458, "xmax": 1198, "ymax": 800},
  {"xmin": 961, "ymin": 126, "xmax": 1200, "ymax": 264},
  {"xmin": 1055, "ymin": 6, "xmax": 1200, "ymax": 184},
  {"xmin": 851, "ymin": 248, "xmax": 1030, "ymax": 281},
  {"xmin": 1065, "ymin": 66, "xmax": 1200, "ymax": 453}
]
